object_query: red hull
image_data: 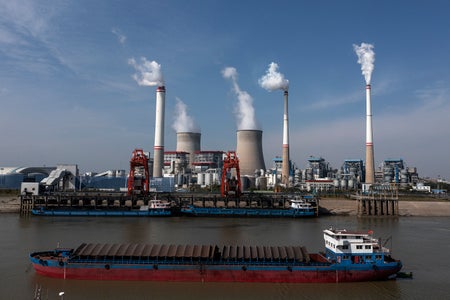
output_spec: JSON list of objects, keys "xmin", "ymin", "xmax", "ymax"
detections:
[{"xmin": 33, "ymin": 263, "xmax": 400, "ymax": 283}]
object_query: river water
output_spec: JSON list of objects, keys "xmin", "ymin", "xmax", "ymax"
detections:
[{"xmin": 0, "ymin": 213, "xmax": 449, "ymax": 299}]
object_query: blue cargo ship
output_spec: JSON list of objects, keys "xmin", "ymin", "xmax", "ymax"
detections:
[{"xmin": 29, "ymin": 228, "xmax": 402, "ymax": 283}]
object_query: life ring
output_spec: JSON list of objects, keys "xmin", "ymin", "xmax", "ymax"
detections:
[
  {"xmin": 242, "ymin": 266, "xmax": 247, "ymax": 271},
  {"xmin": 59, "ymin": 261, "xmax": 64, "ymax": 267},
  {"xmin": 105, "ymin": 264, "xmax": 110, "ymax": 270}
]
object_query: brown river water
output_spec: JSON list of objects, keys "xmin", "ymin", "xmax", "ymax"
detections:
[{"xmin": 0, "ymin": 213, "xmax": 449, "ymax": 299}]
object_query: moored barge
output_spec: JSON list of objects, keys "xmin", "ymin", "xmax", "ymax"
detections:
[{"xmin": 30, "ymin": 229, "xmax": 402, "ymax": 283}]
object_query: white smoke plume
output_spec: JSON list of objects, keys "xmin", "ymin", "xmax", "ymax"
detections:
[
  {"xmin": 353, "ymin": 43, "xmax": 375, "ymax": 85},
  {"xmin": 258, "ymin": 62, "xmax": 289, "ymax": 91},
  {"xmin": 172, "ymin": 97, "xmax": 200, "ymax": 133},
  {"xmin": 222, "ymin": 67, "xmax": 259, "ymax": 130},
  {"xmin": 128, "ymin": 57, "xmax": 164, "ymax": 86}
]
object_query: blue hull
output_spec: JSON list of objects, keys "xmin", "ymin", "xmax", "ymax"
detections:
[
  {"xmin": 32, "ymin": 208, "xmax": 172, "ymax": 217},
  {"xmin": 181, "ymin": 206, "xmax": 316, "ymax": 217}
]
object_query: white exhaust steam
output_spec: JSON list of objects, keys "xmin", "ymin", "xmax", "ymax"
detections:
[
  {"xmin": 353, "ymin": 43, "xmax": 375, "ymax": 85},
  {"xmin": 172, "ymin": 98, "xmax": 200, "ymax": 133},
  {"xmin": 258, "ymin": 62, "xmax": 289, "ymax": 92},
  {"xmin": 222, "ymin": 66, "xmax": 259, "ymax": 130},
  {"xmin": 128, "ymin": 57, "xmax": 164, "ymax": 86}
]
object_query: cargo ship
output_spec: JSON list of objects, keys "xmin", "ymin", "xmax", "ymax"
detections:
[
  {"xmin": 31, "ymin": 199, "xmax": 172, "ymax": 217},
  {"xmin": 29, "ymin": 228, "xmax": 402, "ymax": 283},
  {"xmin": 181, "ymin": 197, "xmax": 317, "ymax": 217}
]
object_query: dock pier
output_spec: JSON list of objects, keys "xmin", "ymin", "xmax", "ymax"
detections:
[
  {"xmin": 353, "ymin": 185, "xmax": 399, "ymax": 216},
  {"xmin": 20, "ymin": 192, "xmax": 320, "ymax": 216}
]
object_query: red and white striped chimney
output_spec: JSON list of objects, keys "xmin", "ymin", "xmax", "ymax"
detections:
[
  {"xmin": 153, "ymin": 86, "xmax": 165, "ymax": 178},
  {"xmin": 365, "ymin": 84, "xmax": 375, "ymax": 183},
  {"xmin": 282, "ymin": 90, "xmax": 290, "ymax": 186}
]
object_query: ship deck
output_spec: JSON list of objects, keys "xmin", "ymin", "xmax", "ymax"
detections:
[{"xmin": 33, "ymin": 242, "xmax": 331, "ymax": 266}]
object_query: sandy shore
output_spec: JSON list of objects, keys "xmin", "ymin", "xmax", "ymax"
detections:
[
  {"xmin": 2, "ymin": 195, "xmax": 450, "ymax": 217},
  {"xmin": 319, "ymin": 198, "xmax": 450, "ymax": 217}
]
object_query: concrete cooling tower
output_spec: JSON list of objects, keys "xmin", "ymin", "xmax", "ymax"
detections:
[
  {"xmin": 236, "ymin": 130, "xmax": 266, "ymax": 176},
  {"xmin": 176, "ymin": 132, "xmax": 201, "ymax": 168}
]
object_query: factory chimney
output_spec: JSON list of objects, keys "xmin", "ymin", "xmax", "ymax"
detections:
[
  {"xmin": 176, "ymin": 132, "xmax": 201, "ymax": 169},
  {"xmin": 236, "ymin": 130, "xmax": 266, "ymax": 176},
  {"xmin": 281, "ymin": 90, "xmax": 290, "ymax": 186},
  {"xmin": 365, "ymin": 84, "xmax": 375, "ymax": 183},
  {"xmin": 153, "ymin": 86, "xmax": 165, "ymax": 177}
]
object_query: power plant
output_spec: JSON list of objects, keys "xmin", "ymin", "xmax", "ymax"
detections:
[
  {"xmin": 153, "ymin": 86, "xmax": 166, "ymax": 178},
  {"xmin": 235, "ymin": 129, "xmax": 265, "ymax": 176},
  {"xmin": 1, "ymin": 50, "xmax": 429, "ymax": 196}
]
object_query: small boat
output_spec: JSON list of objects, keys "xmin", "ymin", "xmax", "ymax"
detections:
[
  {"xmin": 31, "ymin": 199, "xmax": 172, "ymax": 217},
  {"xmin": 29, "ymin": 228, "xmax": 402, "ymax": 283}
]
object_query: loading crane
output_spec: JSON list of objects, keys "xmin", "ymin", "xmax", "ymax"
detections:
[
  {"xmin": 221, "ymin": 151, "xmax": 241, "ymax": 198},
  {"xmin": 127, "ymin": 149, "xmax": 149, "ymax": 195}
]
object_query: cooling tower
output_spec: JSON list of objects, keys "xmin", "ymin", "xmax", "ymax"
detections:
[
  {"xmin": 281, "ymin": 90, "xmax": 290, "ymax": 186},
  {"xmin": 153, "ymin": 86, "xmax": 165, "ymax": 178},
  {"xmin": 176, "ymin": 132, "xmax": 201, "ymax": 168},
  {"xmin": 236, "ymin": 130, "xmax": 266, "ymax": 176},
  {"xmin": 365, "ymin": 84, "xmax": 375, "ymax": 183}
]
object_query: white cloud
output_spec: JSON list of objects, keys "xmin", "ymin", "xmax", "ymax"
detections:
[{"xmin": 111, "ymin": 27, "xmax": 127, "ymax": 45}]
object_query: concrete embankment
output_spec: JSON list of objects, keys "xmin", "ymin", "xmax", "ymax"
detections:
[{"xmin": 2, "ymin": 195, "xmax": 450, "ymax": 216}]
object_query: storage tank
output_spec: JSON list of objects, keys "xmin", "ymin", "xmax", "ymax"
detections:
[
  {"xmin": 333, "ymin": 179, "xmax": 340, "ymax": 188},
  {"xmin": 257, "ymin": 176, "xmax": 268, "ymax": 190}
]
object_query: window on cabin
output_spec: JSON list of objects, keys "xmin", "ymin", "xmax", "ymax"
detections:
[
  {"xmin": 356, "ymin": 245, "xmax": 362, "ymax": 249},
  {"xmin": 365, "ymin": 245, "xmax": 371, "ymax": 249},
  {"xmin": 342, "ymin": 245, "xmax": 349, "ymax": 250}
]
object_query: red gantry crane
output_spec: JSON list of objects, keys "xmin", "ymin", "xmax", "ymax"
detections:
[
  {"xmin": 127, "ymin": 149, "xmax": 150, "ymax": 195},
  {"xmin": 221, "ymin": 151, "xmax": 242, "ymax": 198}
]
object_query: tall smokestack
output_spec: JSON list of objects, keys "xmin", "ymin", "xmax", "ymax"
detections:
[
  {"xmin": 258, "ymin": 62, "xmax": 290, "ymax": 186},
  {"xmin": 365, "ymin": 84, "xmax": 375, "ymax": 183},
  {"xmin": 282, "ymin": 90, "xmax": 290, "ymax": 185},
  {"xmin": 153, "ymin": 86, "xmax": 165, "ymax": 177},
  {"xmin": 176, "ymin": 132, "xmax": 201, "ymax": 168},
  {"xmin": 236, "ymin": 130, "xmax": 265, "ymax": 176},
  {"xmin": 354, "ymin": 42, "xmax": 376, "ymax": 184}
]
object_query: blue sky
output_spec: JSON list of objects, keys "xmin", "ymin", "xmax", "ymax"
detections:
[{"xmin": 1, "ymin": 0, "xmax": 449, "ymax": 179}]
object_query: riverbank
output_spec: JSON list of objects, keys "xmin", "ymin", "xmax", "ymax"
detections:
[
  {"xmin": 2, "ymin": 195, "xmax": 450, "ymax": 216},
  {"xmin": 319, "ymin": 198, "xmax": 450, "ymax": 217}
]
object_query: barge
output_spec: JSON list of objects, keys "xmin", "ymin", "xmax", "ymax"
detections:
[
  {"xmin": 181, "ymin": 197, "xmax": 317, "ymax": 217},
  {"xmin": 29, "ymin": 228, "xmax": 402, "ymax": 283},
  {"xmin": 32, "ymin": 199, "xmax": 172, "ymax": 217}
]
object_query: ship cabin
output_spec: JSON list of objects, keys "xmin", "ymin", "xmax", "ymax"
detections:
[{"xmin": 323, "ymin": 228, "xmax": 389, "ymax": 265}]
